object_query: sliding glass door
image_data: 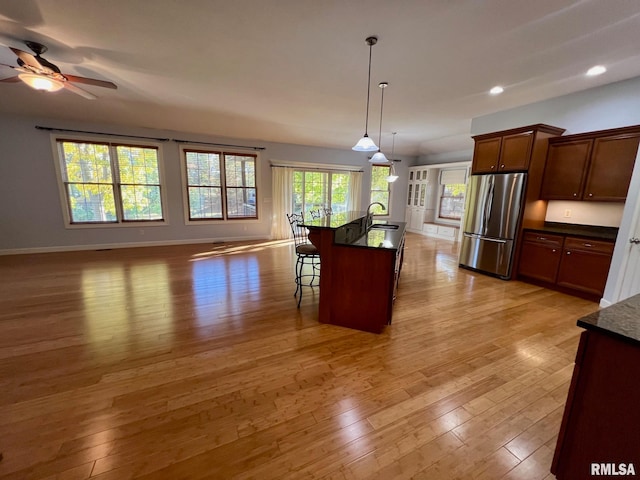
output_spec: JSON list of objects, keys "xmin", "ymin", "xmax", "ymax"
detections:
[{"xmin": 292, "ymin": 170, "xmax": 349, "ymax": 217}]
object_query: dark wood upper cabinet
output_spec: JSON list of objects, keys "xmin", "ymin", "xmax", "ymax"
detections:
[
  {"xmin": 541, "ymin": 127, "xmax": 640, "ymax": 202},
  {"xmin": 471, "ymin": 124, "xmax": 564, "ymax": 175},
  {"xmin": 584, "ymin": 134, "xmax": 640, "ymax": 201},
  {"xmin": 499, "ymin": 132, "xmax": 533, "ymax": 171},
  {"xmin": 540, "ymin": 140, "xmax": 592, "ymax": 200},
  {"xmin": 472, "ymin": 137, "xmax": 502, "ymax": 173}
]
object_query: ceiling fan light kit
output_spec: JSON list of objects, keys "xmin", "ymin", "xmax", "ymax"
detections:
[
  {"xmin": 1, "ymin": 40, "xmax": 117, "ymax": 99},
  {"xmin": 353, "ymin": 36, "xmax": 379, "ymax": 152},
  {"xmin": 18, "ymin": 73, "xmax": 64, "ymax": 92}
]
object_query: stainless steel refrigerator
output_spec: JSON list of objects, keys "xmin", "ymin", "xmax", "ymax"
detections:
[{"xmin": 459, "ymin": 172, "xmax": 526, "ymax": 279}]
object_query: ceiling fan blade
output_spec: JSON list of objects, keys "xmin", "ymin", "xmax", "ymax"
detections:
[
  {"xmin": 0, "ymin": 75, "xmax": 21, "ymax": 83},
  {"xmin": 0, "ymin": 62, "xmax": 29, "ymax": 73},
  {"xmin": 63, "ymin": 82, "xmax": 97, "ymax": 100},
  {"xmin": 63, "ymin": 74, "xmax": 117, "ymax": 89},
  {"xmin": 10, "ymin": 47, "xmax": 44, "ymax": 70}
]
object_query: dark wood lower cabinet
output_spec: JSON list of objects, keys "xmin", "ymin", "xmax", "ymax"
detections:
[
  {"xmin": 517, "ymin": 231, "xmax": 614, "ymax": 300},
  {"xmin": 518, "ymin": 232, "xmax": 563, "ymax": 283},
  {"xmin": 556, "ymin": 238, "xmax": 615, "ymax": 297},
  {"xmin": 552, "ymin": 329, "xmax": 640, "ymax": 479}
]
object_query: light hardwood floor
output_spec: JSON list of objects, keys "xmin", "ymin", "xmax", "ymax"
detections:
[{"xmin": 0, "ymin": 233, "xmax": 599, "ymax": 479}]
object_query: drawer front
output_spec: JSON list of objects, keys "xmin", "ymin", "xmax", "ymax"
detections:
[
  {"xmin": 523, "ymin": 231, "xmax": 564, "ymax": 248},
  {"xmin": 564, "ymin": 237, "xmax": 614, "ymax": 255}
]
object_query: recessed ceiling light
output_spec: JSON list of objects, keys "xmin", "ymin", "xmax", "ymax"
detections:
[
  {"xmin": 586, "ymin": 65, "xmax": 606, "ymax": 76},
  {"xmin": 489, "ymin": 86, "xmax": 504, "ymax": 95}
]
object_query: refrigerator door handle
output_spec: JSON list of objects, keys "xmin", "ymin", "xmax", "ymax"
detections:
[{"xmin": 481, "ymin": 179, "xmax": 495, "ymax": 235}]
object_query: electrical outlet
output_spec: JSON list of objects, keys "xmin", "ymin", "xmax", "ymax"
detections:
[{"xmin": 564, "ymin": 209, "xmax": 571, "ymax": 218}]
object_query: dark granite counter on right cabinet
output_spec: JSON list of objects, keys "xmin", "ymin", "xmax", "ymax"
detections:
[{"xmin": 551, "ymin": 294, "xmax": 640, "ymax": 479}]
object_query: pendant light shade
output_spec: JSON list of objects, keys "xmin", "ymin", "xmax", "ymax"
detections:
[
  {"xmin": 386, "ymin": 132, "xmax": 399, "ymax": 182},
  {"xmin": 353, "ymin": 134, "xmax": 377, "ymax": 151},
  {"xmin": 353, "ymin": 36, "xmax": 379, "ymax": 152},
  {"xmin": 370, "ymin": 151, "xmax": 388, "ymax": 163},
  {"xmin": 369, "ymin": 82, "xmax": 389, "ymax": 163}
]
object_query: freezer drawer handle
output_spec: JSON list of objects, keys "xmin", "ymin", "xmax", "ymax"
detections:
[
  {"xmin": 463, "ymin": 233, "xmax": 507, "ymax": 244},
  {"xmin": 630, "ymin": 238, "xmax": 640, "ymax": 244}
]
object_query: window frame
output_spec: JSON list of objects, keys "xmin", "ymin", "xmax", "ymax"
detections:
[
  {"xmin": 291, "ymin": 168, "xmax": 350, "ymax": 217},
  {"xmin": 369, "ymin": 164, "xmax": 392, "ymax": 217},
  {"xmin": 437, "ymin": 182, "xmax": 467, "ymax": 222},
  {"xmin": 179, "ymin": 145, "xmax": 261, "ymax": 224},
  {"xmin": 51, "ymin": 134, "xmax": 168, "ymax": 229}
]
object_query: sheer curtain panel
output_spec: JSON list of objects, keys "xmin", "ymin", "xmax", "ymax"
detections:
[{"xmin": 271, "ymin": 166, "xmax": 294, "ymax": 240}]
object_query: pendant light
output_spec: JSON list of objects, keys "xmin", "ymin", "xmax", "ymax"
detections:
[
  {"xmin": 370, "ymin": 82, "xmax": 389, "ymax": 163},
  {"xmin": 386, "ymin": 132, "xmax": 400, "ymax": 183},
  {"xmin": 352, "ymin": 36, "xmax": 379, "ymax": 152}
]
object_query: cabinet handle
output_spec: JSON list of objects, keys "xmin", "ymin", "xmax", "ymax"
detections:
[
  {"xmin": 538, "ymin": 236, "xmax": 547, "ymax": 240},
  {"xmin": 552, "ymin": 249, "xmax": 557, "ymax": 253},
  {"xmin": 567, "ymin": 251, "xmax": 572, "ymax": 255},
  {"xmin": 588, "ymin": 193, "xmax": 593, "ymax": 197},
  {"xmin": 501, "ymin": 164, "xmax": 505, "ymax": 168},
  {"xmin": 573, "ymin": 193, "xmax": 577, "ymax": 197},
  {"xmin": 490, "ymin": 165, "xmax": 495, "ymax": 169},
  {"xmin": 630, "ymin": 238, "xmax": 640, "ymax": 244},
  {"xmin": 583, "ymin": 243, "xmax": 593, "ymax": 247}
]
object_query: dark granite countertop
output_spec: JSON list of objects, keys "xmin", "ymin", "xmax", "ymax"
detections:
[
  {"xmin": 301, "ymin": 210, "xmax": 367, "ymax": 229},
  {"xmin": 302, "ymin": 211, "xmax": 406, "ymax": 251},
  {"xmin": 345, "ymin": 221, "xmax": 407, "ymax": 251},
  {"xmin": 578, "ymin": 294, "xmax": 640, "ymax": 345},
  {"xmin": 525, "ymin": 222, "xmax": 618, "ymax": 241}
]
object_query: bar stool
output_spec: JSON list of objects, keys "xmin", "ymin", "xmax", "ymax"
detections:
[{"xmin": 286, "ymin": 213, "xmax": 320, "ymax": 307}]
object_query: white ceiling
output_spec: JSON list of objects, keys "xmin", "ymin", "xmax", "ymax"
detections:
[{"xmin": 1, "ymin": 0, "xmax": 640, "ymax": 156}]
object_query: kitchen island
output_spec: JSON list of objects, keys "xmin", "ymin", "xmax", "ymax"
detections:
[
  {"xmin": 551, "ymin": 294, "xmax": 640, "ymax": 478},
  {"xmin": 302, "ymin": 211, "xmax": 405, "ymax": 334}
]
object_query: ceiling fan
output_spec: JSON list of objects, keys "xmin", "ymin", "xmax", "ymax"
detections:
[{"xmin": 0, "ymin": 40, "xmax": 117, "ymax": 99}]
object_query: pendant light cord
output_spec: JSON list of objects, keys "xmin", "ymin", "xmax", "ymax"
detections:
[
  {"xmin": 364, "ymin": 42, "xmax": 373, "ymax": 134},
  {"xmin": 377, "ymin": 83, "xmax": 386, "ymax": 150}
]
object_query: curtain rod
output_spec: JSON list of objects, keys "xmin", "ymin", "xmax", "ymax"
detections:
[
  {"xmin": 173, "ymin": 139, "xmax": 265, "ymax": 151},
  {"xmin": 36, "ymin": 126, "xmax": 266, "ymax": 150},
  {"xmin": 270, "ymin": 165, "xmax": 363, "ymax": 173},
  {"xmin": 36, "ymin": 126, "xmax": 171, "ymax": 142}
]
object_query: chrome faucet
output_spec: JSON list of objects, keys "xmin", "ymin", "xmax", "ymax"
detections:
[{"xmin": 366, "ymin": 202, "xmax": 385, "ymax": 229}]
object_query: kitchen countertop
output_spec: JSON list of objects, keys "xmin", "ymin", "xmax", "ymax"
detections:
[
  {"xmin": 301, "ymin": 211, "xmax": 405, "ymax": 251},
  {"xmin": 344, "ymin": 221, "xmax": 406, "ymax": 250},
  {"xmin": 301, "ymin": 211, "xmax": 368, "ymax": 229},
  {"xmin": 525, "ymin": 222, "xmax": 618, "ymax": 241},
  {"xmin": 577, "ymin": 293, "xmax": 640, "ymax": 345}
]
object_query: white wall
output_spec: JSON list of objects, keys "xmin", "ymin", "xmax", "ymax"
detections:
[
  {"xmin": 546, "ymin": 201, "xmax": 624, "ymax": 227},
  {"xmin": 471, "ymin": 76, "xmax": 640, "ymax": 136},
  {"xmin": 0, "ymin": 113, "xmax": 415, "ymax": 253}
]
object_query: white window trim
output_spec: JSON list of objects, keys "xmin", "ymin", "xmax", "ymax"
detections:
[
  {"xmin": 179, "ymin": 144, "xmax": 262, "ymax": 225},
  {"xmin": 370, "ymin": 164, "xmax": 392, "ymax": 218},
  {"xmin": 50, "ymin": 133, "xmax": 169, "ymax": 229}
]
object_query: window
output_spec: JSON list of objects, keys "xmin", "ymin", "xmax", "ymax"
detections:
[
  {"xmin": 184, "ymin": 149, "xmax": 258, "ymax": 220},
  {"xmin": 369, "ymin": 165, "xmax": 390, "ymax": 215},
  {"xmin": 439, "ymin": 184, "xmax": 466, "ymax": 220},
  {"xmin": 56, "ymin": 139, "xmax": 164, "ymax": 224},
  {"xmin": 292, "ymin": 170, "xmax": 349, "ymax": 217},
  {"xmin": 438, "ymin": 168, "xmax": 468, "ymax": 221}
]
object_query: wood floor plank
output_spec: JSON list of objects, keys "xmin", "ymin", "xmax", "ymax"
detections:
[{"xmin": 0, "ymin": 234, "xmax": 595, "ymax": 479}]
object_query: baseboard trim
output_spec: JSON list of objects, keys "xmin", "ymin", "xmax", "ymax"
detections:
[{"xmin": 0, "ymin": 235, "xmax": 269, "ymax": 256}]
